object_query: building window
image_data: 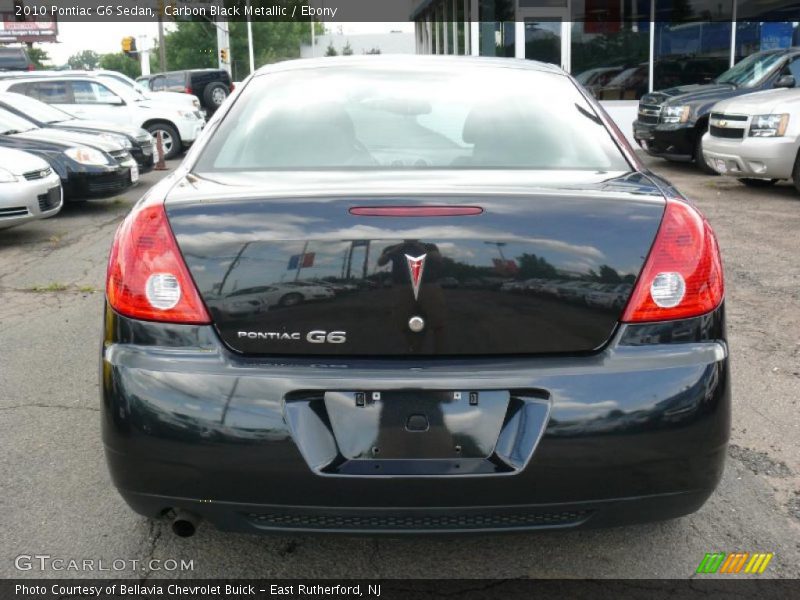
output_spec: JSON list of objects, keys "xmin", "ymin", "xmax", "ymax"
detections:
[
  {"xmin": 570, "ymin": 0, "xmax": 651, "ymax": 100},
  {"xmin": 456, "ymin": 0, "xmax": 466, "ymax": 55},
  {"xmin": 445, "ymin": 0, "xmax": 455, "ymax": 53},
  {"xmin": 479, "ymin": 0, "xmax": 515, "ymax": 57},
  {"xmin": 734, "ymin": 21, "xmax": 800, "ymax": 61},
  {"xmin": 653, "ymin": 0, "xmax": 733, "ymax": 89}
]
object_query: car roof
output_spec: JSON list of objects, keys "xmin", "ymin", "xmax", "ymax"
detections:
[
  {"xmin": 252, "ymin": 55, "xmax": 565, "ymax": 78},
  {"xmin": 0, "ymin": 73, "xmax": 101, "ymax": 82},
  {"xmin": 148, "ymin": 69, "xmax": 223, "ymax": 76}
]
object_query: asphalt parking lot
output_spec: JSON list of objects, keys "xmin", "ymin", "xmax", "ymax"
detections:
[{"xmin": 1, "ymin": 155, "xmax": 798, "ymax": 579}]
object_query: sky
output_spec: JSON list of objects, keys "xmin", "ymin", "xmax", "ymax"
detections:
[{"xmin": 38, "ymin": 21, "xmax": 413, "ymax": 66}]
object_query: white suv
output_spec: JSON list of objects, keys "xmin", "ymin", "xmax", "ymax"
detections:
[
  {"xmin": 56, "ymin": 69, "xmax": 202, "ymax": 112},
  {"xmin": 0, "ymin": 75, "xmax": 205, "ymax": 159},
  {"xmin": 703, "ymin": 84, "xmax": 800, "ymax": 192}
]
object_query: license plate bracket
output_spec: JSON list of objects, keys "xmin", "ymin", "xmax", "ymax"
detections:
[{"xmin": 324, "ymin": 390, "xmax": 510, "ymax": 460}]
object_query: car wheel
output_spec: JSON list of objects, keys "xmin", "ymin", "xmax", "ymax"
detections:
[
  {"xmin": 146, "ymin": 123, "xmax": 181, "ymax": 160},
  {"xmin": 793, "ymin": 152, "xmax": 800, "ymax": 194},
  {"xmin": 278, "ymin": 292, "xmax": 303, "ymax": 308},
  {"xmin": 694, "ymin": 131, "xmax": 718, "ymax": 175},
  {"xmin": 737, "ymin": 178, "xmax": 779, "ymax": 188},
  {"xmin": 204, "ymin": 83, "xmax": 229, "ymax": 110}
]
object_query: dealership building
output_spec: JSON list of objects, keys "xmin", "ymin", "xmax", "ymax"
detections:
[{"xmin": 410, "ymin": 1, "xmax": 800, "ymax": 138}]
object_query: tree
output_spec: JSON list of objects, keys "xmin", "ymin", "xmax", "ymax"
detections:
[
  {"xmin": 155, "ymin": 21, "xmax": 320, "ymax": 80},
  {"xmin": 159, "ymin": 21, "xmax": 217, "ymax": 73},
  {"xmin": 99, "ymin": 53, "xmax": 141, "ymax": 79},
  {"xmin": 67, "ymin": 50, "xmax": 101, "ymax": 70},
  {"xmin": 364, "ymin": 47, "xmax": 381, "ymax": 55},
  {"xmin": 26, "ymin": 46, "xmax": 50, "ymax": 69},
  {"xmin": 516, "ymin": 253, "xmax": 558, "ymax": 280},
  {"xmin": 324, "ymin": 43, "xmax": 338, "ymax": 56},
  {"xmin": 341, "ymin": 41, "xmax": 353, "ymax": 56}
]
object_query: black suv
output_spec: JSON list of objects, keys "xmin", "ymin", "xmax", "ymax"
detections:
[
  {"xmin": 138, "ymin": 69, "xmax": 233, "ymax": 113},
  {"xmin": 633, "ymin": 48, "xmax": 800, "ymax": 171},
  {"xmin": 0, "ymin": 47, "xmax": 34, "ymax": 72}
]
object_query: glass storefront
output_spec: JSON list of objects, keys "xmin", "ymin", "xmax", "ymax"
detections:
[
  {"xmin": 479, "ymin": 0, "xmax": 516, "ymax": 57},
  {"xmin": 413, "ymin": 0, "xmax": 800, "ymax": 100}
]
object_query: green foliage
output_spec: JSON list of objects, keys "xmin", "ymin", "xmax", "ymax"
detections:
[
  {"xmin": 160, "ymin": 21, "xmax": 217, "ymax": 73},
  {"xmin": 152, "ymin": 20, "xmax": 318, "ymax": 80},
  {"xmin": 516, "ymin": 253, "xmax": 558, "ymax": 280},
  {"xmin": 324, "ymin": 42, "xmax": 338, "ymax": 56},
  {"xmin": 341, "ymin": 41, "xmax": 353, "ymax": 56},
  {"xmin": 99, "ymin": 53, "xmax": 141, "ymax": 79},
  {"xmin": 67, "ymin": 50, "xmax": 101, "ymax": 70},
  {"xmin": 26, "ymin": 46, "xmax": 50, "ymax": 69},
  {"xmin": 364, "ymin": 47, "xmax": 381, "ymax": 55}
]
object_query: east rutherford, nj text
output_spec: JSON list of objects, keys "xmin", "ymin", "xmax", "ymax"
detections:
[
  {"xmin": 17, "ymin": 584, "xmax": 381, "ymax": 596},
  {"xmin": 167, "ymin": 5, "xmax": 338, "ymax": 18}
]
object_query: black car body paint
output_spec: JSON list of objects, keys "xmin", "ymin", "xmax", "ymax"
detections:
[{"xmin": 102, "ymin": 57, "xmax": 729, "ymax": 534}]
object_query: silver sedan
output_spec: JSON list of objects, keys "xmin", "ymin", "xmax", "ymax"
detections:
[{"xmin": 0, "ymin": 147, "xmax": 63, "ymax": 230}]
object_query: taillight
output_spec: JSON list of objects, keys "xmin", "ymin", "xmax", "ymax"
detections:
[
  {"xmin": 185, "ymin": 86, "xmax": 193, "ymax": 95},
  {"xmin": 106, "ymin": 202, "xmax": 210, "ymax": 324},
  {"xmin": 622, "ymin": 199, "xmax": 723, "ymax": 323},
  {"xmin": 230, "ymin": 83, "xmax": 235, "ymax": 92}
]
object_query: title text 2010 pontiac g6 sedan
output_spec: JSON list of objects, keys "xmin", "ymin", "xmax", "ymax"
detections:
[{"xmin": 102, "ymin": 57, "xmax": 729, "ymax": 536}]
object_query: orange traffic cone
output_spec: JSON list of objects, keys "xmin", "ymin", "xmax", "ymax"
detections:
[{"xmin": 154, "ymin": 131, "xmax": 168, "ymax": 171}]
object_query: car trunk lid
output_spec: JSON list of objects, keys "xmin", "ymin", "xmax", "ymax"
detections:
[{"xmin": 166, "ymin": 170, "xmax": 665, "ymax": 356}]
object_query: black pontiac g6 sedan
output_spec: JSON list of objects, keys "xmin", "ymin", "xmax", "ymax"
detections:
[{"xmin": 102, "ymin": 57, "xmax": 729, "ymax": 536}]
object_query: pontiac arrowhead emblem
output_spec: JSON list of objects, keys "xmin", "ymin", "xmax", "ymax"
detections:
[{"xmin": 405, "ymin": 254, "xmax": 426, "ymax": 301}]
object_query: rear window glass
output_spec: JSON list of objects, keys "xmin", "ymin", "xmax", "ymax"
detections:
[
  {"xmin": 194, "ymin": 64, "xmax": 629, "ymax": 172},
  {"xmin": 0, "ymin": 49, "xmax": 28, "ymax": 69},
  {"xmin": 165, "ymin": 73, "xmax": 186, "ymax": 88}
]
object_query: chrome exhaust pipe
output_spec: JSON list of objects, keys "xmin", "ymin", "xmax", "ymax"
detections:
[{"xmin": 171, "ymin": 510, "xmax": 200, "ymax": 537}]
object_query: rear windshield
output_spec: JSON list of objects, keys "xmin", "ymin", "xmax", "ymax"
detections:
[
  {"xmin": 0, "ymin": 49, "xmax": 29, "ymax": 70},
  {"xmin": 194, "ymin": 64, "xmax": 629, "ymax": 172}
]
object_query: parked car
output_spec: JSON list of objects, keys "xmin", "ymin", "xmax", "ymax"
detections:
[
  {"xmin": 574, "ymin": 66, "xmax": 624, "ymax": 98},
  {"xmin": 0, "ymin": 74, "xmax": 205, "ymax": 159},
  {"xmin": 0, "ymin": 46, "xmax": 34, "ymax": 72},
  {"xmin": 0, "ymin": 92, "xmax": 155, "ymax": 173},
  {"xmin": 54, "ymin": 69, "xmax": 201, "ymax": 112},
  {"xmin": 219, "ymin": 282, "xmax": 334, "ymax": 317},
  {"xmin": 0, "ymin": 107, "xmax": 136, "ymax": 199},
  {"xmin": 585, "ymin": 283, "xmax": 633, "ymax": 310},
  {"xmin": 702, "ymin": 86, "xmax": 800, "ymax": 191},
  {"xmin": 597, "ymin": 63, "xmax": 648, "ymax": 100},
  {"xmin": 138, "ymin": 68, "xmax": 233, "ymax": 113},
  {"xmin": 0, "ymin": 147, "xmax": 62, "ymax": 229},
  {"xmin": 634, "ymin": 48, "xmax": 800, "ymax": 172},
  {"xmin": 102, "ymin": 57, "xmax": 728, "ymax": 537}
]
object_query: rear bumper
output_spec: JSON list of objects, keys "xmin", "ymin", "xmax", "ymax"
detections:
[
  {"xmin": 115, "ymin": 488, "xmax": 716, "ymax": 534},
  {"xmin": 702, "ymin": 134, "xmax": 799, "ymax": 180},
  {"xmin": 101, "ymin": 306, "xmax": 730, "ymax": 533},
  {"xmin": 633, "ymin": 121, "xmax": 696, "ymax": 160}
]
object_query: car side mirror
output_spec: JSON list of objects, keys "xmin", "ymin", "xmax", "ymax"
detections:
[
  {"xmin": 105, "ymin": 96, "xmax": 125, "ymax": 106},
  {"xmin": 775, "ymin": 74, "xmax": 796, "ymax": 89}
]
